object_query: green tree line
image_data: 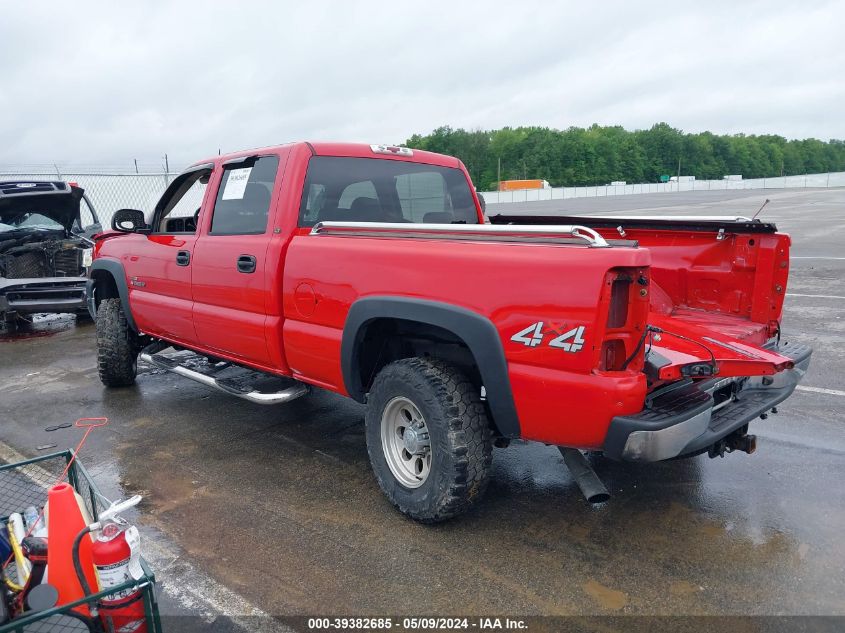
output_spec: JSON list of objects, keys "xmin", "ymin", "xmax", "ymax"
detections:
[{"xmin": 405, "ymin": 123, "xmax": 845, "ymax": 191}]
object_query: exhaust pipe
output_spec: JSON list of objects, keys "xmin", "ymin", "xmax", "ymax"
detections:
[{"xmin": 559, "ymin": 448, "xmax": 610, "ymax": 504}]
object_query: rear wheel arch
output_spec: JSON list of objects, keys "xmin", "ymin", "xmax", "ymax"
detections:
[{"xmin": 341, "ymin": 297, "xmax": 520, "ymax": 438}]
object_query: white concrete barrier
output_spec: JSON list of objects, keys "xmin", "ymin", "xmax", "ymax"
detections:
[{"xmin": 481, "ymin": 171, "xmax": 845, "ymax": 204}]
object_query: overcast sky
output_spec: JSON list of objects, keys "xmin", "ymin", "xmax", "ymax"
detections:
[{"xmin": 1, "ymin": 1, "xmax": 843, "ymax": 170}]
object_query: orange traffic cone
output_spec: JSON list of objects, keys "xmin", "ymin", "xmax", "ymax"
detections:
[{"xmin": 46, "ymin": 482, "xmax": 98, "ymax": 615}]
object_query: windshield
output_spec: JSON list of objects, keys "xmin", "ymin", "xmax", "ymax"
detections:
[
  {"xmin": 299, "ymin": 157, "xmax": 480, "ymax": 227},
  {"xmin": 0, "ymin": 212, "xmax": 65, "ymax": 233}
]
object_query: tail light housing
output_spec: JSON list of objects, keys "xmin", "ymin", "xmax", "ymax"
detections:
[
  {"xmin": 596, "ymin": 267, "xmax": 650, "ymax": 372},
  {"xmin": 607, "ymin": 276, "xmax": 631, "ymax": 328},
  {"xmin": 599, "ymin": 339, "xmax": 627, "ymax": 371}
]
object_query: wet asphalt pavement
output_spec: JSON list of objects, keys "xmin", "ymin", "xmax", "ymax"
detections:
[{"xmin": 1, "ymin": 188, "xmax": 844, "ymax": 624}]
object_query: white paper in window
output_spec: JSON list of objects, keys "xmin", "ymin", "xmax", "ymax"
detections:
[{"xmin": 221, "ymin": 167, "xmax": 252, "ymax": 200}]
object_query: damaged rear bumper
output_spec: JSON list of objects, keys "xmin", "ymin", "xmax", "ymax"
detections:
[
  {"xmin": 0, "ymin": 276, "xmax": 88, "ymax": 315},
  {"xmin": 603, "ymin": 341, "xmax": 812, "ymax": 462}
]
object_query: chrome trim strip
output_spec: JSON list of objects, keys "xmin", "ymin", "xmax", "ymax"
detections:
[{"xmin": 311, "ymin": 221, "xmax": 610, "ymax": 248}]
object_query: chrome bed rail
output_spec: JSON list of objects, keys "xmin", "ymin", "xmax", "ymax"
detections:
[{"xmin": 310, "ymin": 221, "xmax": 611, "ymax": 248}]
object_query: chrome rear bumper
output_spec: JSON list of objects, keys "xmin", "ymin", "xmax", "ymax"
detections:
[{"xmin": 603, "ymin": 341, "xmax": 812, "ymax": 462}]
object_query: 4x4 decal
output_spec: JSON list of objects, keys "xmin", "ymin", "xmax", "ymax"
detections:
[
  {"xmin": 510, "ymin": 322, "xmax": 546, "ymax": 347},
  {"xmin": 510, "ymin": 322, "xmax": 586, "ymax": 353},
  {"xmin": 549, "ymin": 326, "xmax": 586, "ymax": 352}
]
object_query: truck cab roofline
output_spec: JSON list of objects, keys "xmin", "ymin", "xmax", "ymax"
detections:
[{"xmin": 190, "ymin": 142, "xmax": 459, "ymax": 172}]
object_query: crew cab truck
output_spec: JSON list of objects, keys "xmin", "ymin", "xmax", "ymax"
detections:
[{"xmin": 89, "ymin": 142, "xmax": 811, "ymax": 522}]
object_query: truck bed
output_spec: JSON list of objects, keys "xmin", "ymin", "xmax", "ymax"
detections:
[
  {"xmin": 668, "ymin": 306, "xmax": 768, "ymax": 343},
  {"xmin": 491, "ymin": 212, "xmax": 792, "ymax": 382}
]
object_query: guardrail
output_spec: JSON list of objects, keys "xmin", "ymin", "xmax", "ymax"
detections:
[{"xmin": 481, "ymin": 171, "xmax": 845, "ymax": 205}]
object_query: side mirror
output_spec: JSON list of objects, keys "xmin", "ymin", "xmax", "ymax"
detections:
[{"xmin": 111, "ymin": 209, "xmax": 150, "ymax": 234}]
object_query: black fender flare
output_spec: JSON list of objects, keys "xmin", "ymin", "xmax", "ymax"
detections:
[
  {"xmin": 341, "ymin": 296, "xmax": 521, "ymax": 438},
  {"xmin": 87, "ymin": 259, "xmax": 138, "ymax": 332}
]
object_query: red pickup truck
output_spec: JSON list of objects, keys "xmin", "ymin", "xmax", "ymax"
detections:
[{"xmin": 88, "ymin": 142, "xmax": 811, "ymax": 522}]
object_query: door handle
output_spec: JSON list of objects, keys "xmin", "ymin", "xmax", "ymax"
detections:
[
  {"xmin": 176, "ymin": 250, "xmax": 191, "ymax": 266},
  {"xmin": 237, "ymin": 254, "xmax": 257, "ymax": 274}
]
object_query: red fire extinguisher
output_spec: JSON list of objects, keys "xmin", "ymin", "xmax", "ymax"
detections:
[{"xmin": 92, "ymin": 522, "xmax": 146, "ymax": 633}]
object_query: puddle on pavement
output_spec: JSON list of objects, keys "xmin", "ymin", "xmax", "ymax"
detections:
[
  {"xmin": 583, "ymin": 579, "xmax": 629, "ymax": 610},
  {"xmin": 0, "ymin": 313, "xmax": 77, "ymax": 342}
]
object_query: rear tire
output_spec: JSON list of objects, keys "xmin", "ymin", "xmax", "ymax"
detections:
[
  {"xmin": 365, "ymin": 358, "xmax": 493, "ymax": 523},
  {"xmin": 96, "ymin": 298, "xmax": 138, "ymax": 387}
]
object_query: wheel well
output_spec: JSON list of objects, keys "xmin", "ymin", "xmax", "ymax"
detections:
[
  {"xmin": 355, "ymin": 318, "xmax": 482, "ymax": 398},
  {"xmin": 342, "ymin": 297, "xmax": 521, "ymax": 439},
  {"xmin": 91, "ymin": 270, "xmax": 119, "ymax": 309}
]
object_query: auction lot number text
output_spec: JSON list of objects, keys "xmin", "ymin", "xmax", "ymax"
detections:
[{"xmin": 307, "ymin": 617, "xmax": 528, "ymax": 630}]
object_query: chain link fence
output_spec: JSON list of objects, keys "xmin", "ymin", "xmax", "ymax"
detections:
[
  {"xmin": 2, "ymin": 167, "xmax": 844, "ymax": 226},
  {"xmin": 0, "ymin": 170, "xmax": 176, "ymax": 227}
]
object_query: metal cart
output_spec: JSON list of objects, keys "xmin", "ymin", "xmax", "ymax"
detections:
[{"xmin": 0, "ymin": 450, "xmax": 161, "ymax": 632}]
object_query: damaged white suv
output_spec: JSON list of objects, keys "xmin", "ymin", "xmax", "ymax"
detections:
[{"xmin": 0, "ymin": 181, "xmax": 100, "ymax": 326}]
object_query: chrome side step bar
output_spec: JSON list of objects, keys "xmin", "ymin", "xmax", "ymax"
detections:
[{"xmin": 139, "ymin": 349, "xmax": 309, "ymax": 405}]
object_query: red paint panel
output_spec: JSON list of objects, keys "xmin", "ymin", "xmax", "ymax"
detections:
[
  {"xmin": 121, "ymin": 234, "xmax": 197, "ymax": 343},
  {"xmin": 191, "ymin": 233, "xmax": 272, "ymax": 365},
  {"xmin": 647, "ymin": 312, "xmax": 793, "ymax": 381},
  {"xmin": 508, "ymin": 362, "xmax": 646, "ymax": 448},
  {"xmin": 283, "ymin": 233, "xmax": 651, "ymax": 446},
  {"xmin": 282, "ymin": 319, "xmax": 344, "ymax": 391}
]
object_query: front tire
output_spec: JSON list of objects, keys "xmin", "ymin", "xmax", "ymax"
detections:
[
  {"xmin": 96, "ymin": 298, "xmax": 138, "ymax": 387},
  {"xmin": 365, "ymin": 358, "xmax": 493, "ymax": 523}
]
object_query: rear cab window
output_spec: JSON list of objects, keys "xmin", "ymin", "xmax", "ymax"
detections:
[{"xmin": 298, "ymin": 157, "xmax": 479, "ymax": 226}]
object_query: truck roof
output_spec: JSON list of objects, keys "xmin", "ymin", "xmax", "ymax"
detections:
[{"xmin": 192, "ymin": 142, "xmax": 461, "ymax": 170}]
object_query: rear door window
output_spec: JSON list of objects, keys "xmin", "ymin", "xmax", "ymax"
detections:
[{"xmin": 210, "ymin": 156, "xmax": 279, "ymax": 235}]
